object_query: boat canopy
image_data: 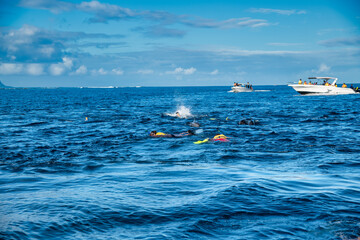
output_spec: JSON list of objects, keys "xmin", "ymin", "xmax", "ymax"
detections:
[{"xmin": 308, "ymin": 77, "xmax": 338, "ymax": 85}]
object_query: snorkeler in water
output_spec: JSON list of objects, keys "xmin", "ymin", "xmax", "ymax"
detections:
[
  {"xmin": 211, "ymin": 134, "xmax": 230, "ymax": 142},
  {"xmin": 149, "ymin": 131, "xmax": 174, "ymax": 138},
  {"xmin": 193, "ymin": 133, "xmax": 230, "ymax": 144},
  {"xmin": 174, "ymin": 130, "xmax": 195, "ymax": 137},
  {"xmin": 150, "ymin": 130, "xmax": 195, "ymax": 138}
]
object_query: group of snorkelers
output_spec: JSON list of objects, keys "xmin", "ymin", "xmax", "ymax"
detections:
[
  {"xmin": 150, "ymin": 111, "xmax": 258, "ymax": 143},
  {"xmin": 149, "ymin": 129, "xmax": 230, "ymax": 143}
]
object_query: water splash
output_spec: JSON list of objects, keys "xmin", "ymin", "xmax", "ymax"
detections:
[{"xmin": 165, "ymin": 105, "xmax": 193, "ymax": 118}]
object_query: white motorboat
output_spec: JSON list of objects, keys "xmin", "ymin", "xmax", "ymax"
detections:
[
  {"xmin": 288, "ymin": 77, "xmax": 356, "ymax": 95},
  {"xmin": 230, "ymin": 83, "xmax": 253, "ymax": 92}
]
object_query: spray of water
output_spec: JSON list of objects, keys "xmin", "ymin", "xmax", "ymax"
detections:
[{"xmin": 165, "ymin": 105, "xmax": 193, "ymax": 118}]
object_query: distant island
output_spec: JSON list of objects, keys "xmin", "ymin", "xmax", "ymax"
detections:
[{"xmin": 0, "ymin": 80, "xmax": 14, "ymax": 89}]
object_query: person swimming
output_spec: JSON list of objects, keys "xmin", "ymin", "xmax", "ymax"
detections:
[
  {"xmin": 149, "ymin": 131, "xmax": 175, "ymax": 138},
  {"xmin": 174, "ymin": 130, "xmax": 195, "ymax": 137},
  {"xmin": 150, "ymin": 130, "xmax": 194, "ymax": 138},
  {"xmin": 176, "ymin": 112, "xmax": 181, "ymax": 118},
  {"xmin": 212, "ymin": 134, "xmax": 230, "ymax": 142},
  {"xmin": 193, "ymin": 133, "xmax": 230, "ymax": 144}
]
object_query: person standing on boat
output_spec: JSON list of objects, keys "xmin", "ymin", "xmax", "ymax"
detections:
[
  {"xmin": 298, "ymin": 79, "xmax": 302, "ymax": 84},
  {"xmin": 342, "ymin": 83, "xmax": 347, "ymax": 88}
]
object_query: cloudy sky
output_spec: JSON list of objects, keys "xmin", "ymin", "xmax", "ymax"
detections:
[{"xmin": 0, "ymin": 0, "xmax": 359, "ymax": 87}]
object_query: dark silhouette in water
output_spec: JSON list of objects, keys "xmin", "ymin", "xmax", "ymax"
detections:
[{"xmin": 238, "ymin": 119, "xmax": 257, "ymax": 125}]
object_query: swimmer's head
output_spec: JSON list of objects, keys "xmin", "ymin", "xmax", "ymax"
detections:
[
  {"xmin": 239, "ymin": 120, "xmax": 246, "ymax": 125},
  {"xmin": 187, "ymin": 130, "xmax": 195, "ymax": 135},
  {"xmin": 150, "ymin": 131, "xmax": 157, "ymax": 136}
]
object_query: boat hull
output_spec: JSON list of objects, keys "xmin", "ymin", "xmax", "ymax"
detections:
[
  {"xmin": 231, "ymin": 86, "xmax": 253, "ymax": 92},
  {"xmin": 288, "ymin": 84, "xmax": 356, "ymax": 95}
]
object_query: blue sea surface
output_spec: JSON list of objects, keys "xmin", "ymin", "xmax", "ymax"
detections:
[{"xmin": 0, "ymin": 86, "xmax": 360, "ymax": 240}]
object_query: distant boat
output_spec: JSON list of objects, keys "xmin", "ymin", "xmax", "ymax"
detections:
[
  {"xmin": 135, "ymin": 86, "xmax": 142, "ymax": 88},
  {"xmin": 288, "ymin": 77, "xmax": 356, "ymax": 95},
  {"xmin": 230, "ymin": 83, "xmax": 253, "ymax": 92}
]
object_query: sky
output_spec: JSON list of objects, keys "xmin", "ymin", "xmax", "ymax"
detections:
[{"xmin": 0, "ymin": 0, "xmax": 359, "ymax": 87}]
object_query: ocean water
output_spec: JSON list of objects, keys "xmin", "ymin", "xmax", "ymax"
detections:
[{"xmin": 0, "ymin": 86, "xmax": 360, "ymax": 240}]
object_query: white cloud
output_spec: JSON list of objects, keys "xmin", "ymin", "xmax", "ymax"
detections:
[
  {"xmin": 173, "ymin": 68, "xmax": 184, "ymax": 74},
  {"xmin": 249, "ymin": 8, "xmax": 306, "ymax": 15},
  {"xmin": 0, "ymin": 63, "xmax": 44, "ymax": 75},
  {"xmin": 137, "ymin": 69, "xmax": 154, "ymax": 74},
  {"xmin": 98, "ymin": 68, "xmax": 107, "ymax": 75},
  {"xmin": 0, "ymin": 63, "xmax": 23, "ymax": 75},
  {"xmin": 20, "ymin": 1, "xmax": 272, "ymax": 34},
  {"xmin": 112, "ymin": 68, "xmax": 124, "ymax": 75},
  {"xmin": 49, "ymin": 64, "xmax": 66, "ymax": 76},
  {"xmin": 20, "ymin": 0, "xmax": 73, "ymax": 13},
  {"xmin": 49, "ymin": 57, "xmax": 73, "ymax": 76},
  {"xmin": 78, "ymin": 0, "xmax": 136, "ymax": 22},
  {"xmin": 26, "ymin": 64, "xmax": 44, "ymax": 75},
  {"xmin": 16, "ymin": 24, "xmax": 38, "ymax": 37},
  {"xmin": 40, "ymin": 47, "xmax": 55, "ymax": 57},
  {"xmin": 268, "ymin": 42, "xmax": 303, "ymax": 46},
  {"xmin": 182, "ymin": 17, "xmax": 270, "ymax": 29},
  {"xmin": 3, "ymin": 25, "xmax": 43, "ymax": 57},
  {"xmin": 183, "ymin": 67, "xmax": 196, "ymax": 75},
  {"xmin": 210, "ymin": 69, "xmax": 219, "ymax": 75},
  {"xmin": 62, "ymin": 57, "xmax": 73, "ymax": 69},
  {"xmin": 317, "ymin": 63, "xmax": 331, "ymax": 73},
  {"xmin": 74, "ymin": 65, "xmax": 87, "ymax": 75},
  {"xmin": 213, "ymin": 48, "xmax": 305, "ymax": 56},
  {"xmin": 318, "ymin": 36, "xmax": 360, "ymax": 47},
  {"xmin": 91, "ymin": 68, "xmax": 108, "ymax": 75},
  {"xmin": 166, "ymin": 67, "xmax": 196, "ymax": 75}
]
